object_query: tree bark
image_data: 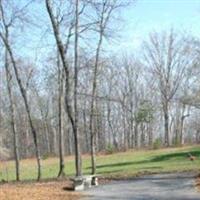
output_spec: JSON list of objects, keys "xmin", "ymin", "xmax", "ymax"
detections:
[
  {"xmin": 57, "ymin": 54, "xmax": 65, "ymax": 177},
  {"xmin": 73, "ymin": 0, "xmax": 82, "ymax": 176},
  {"xmin": 179, "ymin": 104, "xmax": 189, "ymax": 145},
  {"xmin": 134, "ymin": 123, "xmax": 139, "ymax": 148},
  {"xmin": 4, "ymin": 45, "xmax": 20, "ymax": 181},
  {"xmin": 89, "ymin": 12, "xmax": 104, "ymax": 176},
  {"xmin": 164, "ymin": 101, "xmax": 170, "ymax": 147},
  {"xmin": 148, "ymin": 123, "xmax": 153, "ymax": 147},
  {"xmin": 46, "ymin": 0, "xmax": 82, "ymax": 177},
  {"xmin": 0, "ymin": 29, "xmax": 41, "ymax": 181}
]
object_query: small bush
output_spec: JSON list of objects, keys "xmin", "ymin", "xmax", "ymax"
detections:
[
  {"xmin": 42, "ymin": 153, "xmax": 50, "ymax": 160},
  {"xmin": 153, "ymin": 138, "xmax": 162, "ymax": 150},
  {"xmin": 105, "ymin": 144, "xmax": 115, "ymax": 154}
]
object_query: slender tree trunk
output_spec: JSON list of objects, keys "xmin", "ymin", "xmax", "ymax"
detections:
[
  {"xmin": 83, "ymin": 109, "xmax": 89, "ymax": 152},
  {"xmin": 90, "ymin": 102, "xmax": 96, "ymax": 175},
  {"xmin": 52, "ymin": 125, "xmax": 58, "ymax": 155},
  {"xmin": 4, "ymin": 47, "xmax": 20, "ymax": 181},
  {"xmin": 74, "ymin": 0, "xmax": 82, "ymax": 176},
  {"xmin": 89, "ymin": 19, "xmax": 104, "ymax": 175},
  {"xmin": 67, "ymin": 125, "xmax": 73, "ymax": 155},
  {"xmin": 46, "ymin": 0, "xmax": 82, "ymax": 177},
  {"xmin": 140, "ymin": 123, "xmax": 145, "ymax": 147},
  {"xmin": 179, "ymin": 104, "xmax": 189, "ymax": 145},
  {"xmin": 148, "ymin": 123, "xmax": 153, "ymax": 147},
  {"xmin": 123, "ymin": 113, "xmax": 128, "ymax": 151},
  {"xmin": 130, "ymin": 101, "xmax": 134, "ymax": 149},
  {"xmin": 44, "ymin": 119, "xmax": 50, "ymax": 154},
  {"xmin": 96, "ymin": 103, "xmax": 103, "ymax": 151},
  {"xmin": 25, "ymin": 126, "xmax": 30, "ymax": 157},
  {"xmin": 163, "ymin": 101, "xmax": 170, "ymax": 147},
  {"xmin": 0, "ymin": 31, "xmax": 41, "ymax": 181},
  {"xmin": 180, "ymin": 116, "xmax": 184, "ymax": 145},
  {"xmin": 134, "ymin": 123, "xmax": 139, "ymax": 148},
  {"xmin": 57, "ymin": 55, "xmax": 65, "ymax": 177}
]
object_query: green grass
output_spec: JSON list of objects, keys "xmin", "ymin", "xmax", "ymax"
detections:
[{"xmin": 1, "ymin": 145, "xmax": 200, "ymax": 181}]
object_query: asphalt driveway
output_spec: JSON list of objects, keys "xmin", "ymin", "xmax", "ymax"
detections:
[{"xmin": 84, "ymin": 173, "xmax": 200, "ymax": 200}]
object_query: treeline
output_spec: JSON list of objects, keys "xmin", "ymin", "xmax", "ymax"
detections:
[{"xmin": 0, "ymin": 0, "xmax": 200, "ymax": 181}]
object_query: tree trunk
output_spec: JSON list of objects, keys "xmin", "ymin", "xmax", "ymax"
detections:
[
  {"xmin": 4, "ymin": 47, "xmax": 20, "ymax": 181},
  {"xmin": 25, "ymin": 126, "xmax": 30, "ymax": 157},
  {"xmin": 89, "ymin": 17, "xmax": 104, "ymax": 175},
  {"xmin": 52, "ymin": 125, "xmax": 58, "ymax": 155},
  {"xmin": 180, "ymin": 116, "xmax": 184, "ymax": 145},
  {"xmin": 148, "ymin": 123, "xmax": 153, "ymax": 147},
  {"xmin": 134, "ymin": 123, "xmax": 139, "ymax": 148},
  {"xmin": 123, "ymin": 110, "xmax": 128, "ymax": 151},
  {"xmin": 44, "ymin": 119, "xmax": 50, "ymax": 154},
  {"xmin": 83, "ymin": 109, "xmax": 89, "ymax": 152},
  {"xmin": 179, "ymin": 104, "xmax": 189, "ymax": 145},
  {"xmin": 73, "ymin": 0, "xmax": 82, "ymax": 177},
  {"xmin": 46, "ymin": 0, "xmax": 82, "ymax": 177},
  {"xmin": 140, "ymin": 123, "xmax": 145, "ymax": 147},
  {"xmin": 163, "ymin": 102, "xmax": 170, "ymax": 147},
  {"xmin": 0, "ymin": 31, "xmax": 41, "ymax": 181},
  {"xmin": 57, "ymin": 55, "xmax": 65, "ymax": 177}
]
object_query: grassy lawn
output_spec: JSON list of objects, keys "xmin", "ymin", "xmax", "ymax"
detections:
[{"xmin": 0, "ymin": 145, "xmax": 200, "ymax": 181}]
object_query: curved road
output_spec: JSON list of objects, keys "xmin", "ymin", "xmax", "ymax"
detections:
[{"xmin": 84, "ymin": 173, "xmax": 200, "ymax": 200}]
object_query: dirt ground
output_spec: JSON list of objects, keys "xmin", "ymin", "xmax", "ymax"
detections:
[{"xmin": 0, "ymin": 181, "xmax": 81, "ymax": 200}]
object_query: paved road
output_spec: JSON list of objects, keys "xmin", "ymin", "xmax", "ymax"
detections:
[{"xmin": 84, "ymin": 173, "xmax": 200, "ymax": 200}]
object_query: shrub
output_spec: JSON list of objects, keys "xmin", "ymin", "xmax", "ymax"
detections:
[
  {"xmin": 42, "ymin": 153, "xmax": 50, "ymax": 160},
  {"xmin": 153, "ymin": 138, "xmax": 162, "ymax": 150},
  {"xmin": 105, "ymin": 144, "xmax": 115, "ymax": 154}
]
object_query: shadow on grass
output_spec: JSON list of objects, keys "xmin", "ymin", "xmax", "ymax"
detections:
[
  {"xmin": 96, "ymin": 169, "xmax": 123, "ymax": 174},
  {"xmin": 89, "ymin": 150, "xmax": 200, "ymax": 170},
  {"xmin": 98, "ymin": 166, "xmax": 163, "ymax": 175},
  {"xmin": 133, "ymin": 173, "xmax": 197, "ymax": 180},
  {"xmin": 151, "ymin": 150, "xmax": 200, "ymax": 162}
]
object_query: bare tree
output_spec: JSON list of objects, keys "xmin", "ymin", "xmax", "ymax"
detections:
[
  {"xmin": 0, "ymin": 0, "xmax": 42, "ymax": 180},
  {"xmin": 46, "ymin": 0, "xmax": 82, "ymax": 176},
  {"xmin": 4, "ymin": 46, "xmax": 20, "ymax": 181},
  {"xmin": 143, "ymin": 30, "xmax": 191, "ymax": 146},
  {"xmin": 57, "ymin": 53, "xmax": 65, "ymax": 177},
  {"xmin": 88, "ymin": 0, "xmax": 130, "ymax": 175}
]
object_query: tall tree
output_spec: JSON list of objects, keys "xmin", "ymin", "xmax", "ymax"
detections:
[
  {"xmin": 143, "ymin": 30, "xmax": 191, "ymax": 146},
  {"xmin": 89, "ymin": 0, "xmax": 130, "ymax": 175},
  {"xmin": 74, "ymin": 0, "xmax": 82, "ymax": 176},
  {"xmin": 4, "ymin": 46, "xmax": 20, "ymax": 181},
  {"xmin": 0, "ymin": 0, "xmax": 41, "ymax": 180},
  {"xmin": 46, "ymin": 0, "xmax": 82, "ymax": 176},
  {"xmin": 57, "ymin": 53, "xmax": 65, "ymax": 177}
]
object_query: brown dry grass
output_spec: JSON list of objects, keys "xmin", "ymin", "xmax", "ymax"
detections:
[{"xmin": 0, "ymin": 181, "xmax": 81, "ymax": 200}]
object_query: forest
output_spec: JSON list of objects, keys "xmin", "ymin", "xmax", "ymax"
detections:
[{"xmin": 0, "ymin": 0, "xmax": 200, "ymax": 182}]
